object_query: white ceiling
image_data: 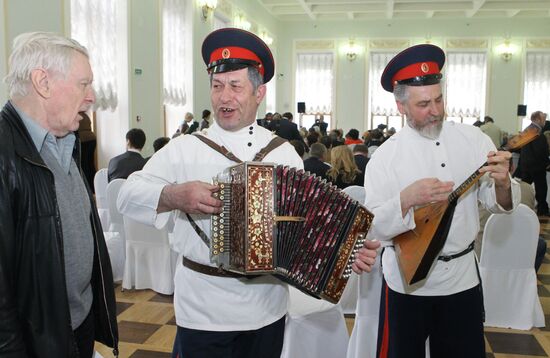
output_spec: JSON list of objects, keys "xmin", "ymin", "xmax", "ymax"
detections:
[{"xmin": 256, "ymin": 0, "xmax": 550, "ymax": 21}]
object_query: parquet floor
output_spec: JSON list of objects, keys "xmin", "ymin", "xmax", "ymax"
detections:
[{"xmin": 95, "ymin": 216, "xmax": 550, "ymax": 358}]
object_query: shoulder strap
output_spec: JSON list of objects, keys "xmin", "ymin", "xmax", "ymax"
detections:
[
  {"xmin": 193, "ymin": 134, "xmax": 243, "ymax": 163},
  {"xmin": 253, "ymin": 136, "xmax": 287, "ymax": 162}
]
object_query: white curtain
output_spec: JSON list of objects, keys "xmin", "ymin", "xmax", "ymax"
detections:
[
  {"xmin": 71, "ymin": 0, "xmax": 117, "ymax": 111},
  {"xmin": 295, "ymin": 53, "xmax": 333, "ymax": 114},
  {"xmin": 524, "ymin": 52, "xmax": 550, "ymax": 115},
  {"xmin": 444, "ymin": 52, "xmax": 487, "ymax": 118},
  {"xmin": 163, "ymin": 0, "xmax": 189, "ymax": 106},
  {"xmin": 369, "ymin": 52, "xmax": 399, "ymax": 117}
]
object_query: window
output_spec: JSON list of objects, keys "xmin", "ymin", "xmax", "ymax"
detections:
[
  {"xmin": 295, "ymin": 52, "xmax": 334, "ymax": 130},
  {"xmin": 163, "ymin": 0, "xmax": 190, "ymax": 106},
  {"xmin": 368, "ymin": 52, "xmax": 401, "ymax": 130},
  {"xmin": 444, "ymin": 52, "xmax": 487, "ymax": 124},
  {"xmin": 523, "ymin": 52, "xmax": 550, "ymax": 129},
  {"xmin": 71, "ymin": 0, "xmax": 117, "ymax": 110}
]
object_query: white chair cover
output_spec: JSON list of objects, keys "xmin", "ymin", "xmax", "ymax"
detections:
[
  {"xmin": 104, "ymin": 179, "xmax": 127, "ymax": 282},
  {"xmin": 122, "ymin": 215, "xmax": 178, "ymax": 295},
  {"xmin": 346, "ymin": 252, "xmax": 382, "ymax": 358},
  {"xmin": 93, "ymin": 168, "xmax": 110, "ymax": 230},
  {"xmin": 281, "ymin": 287, "xmax": 349, "ymax": 358},
  {"xmin": 480, "ymin": 204, "xmax": 545, "ymax": 330}
]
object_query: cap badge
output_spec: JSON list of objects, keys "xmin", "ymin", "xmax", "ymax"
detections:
[
  {"xmin": 222, "ymin": 48, "xmax": 231, "ymax": 59},
  {"xmin": 421, "ymin": 62, "xmax": 429, "ymax": 73}
]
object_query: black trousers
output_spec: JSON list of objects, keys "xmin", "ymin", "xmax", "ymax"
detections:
[
  {"xmin": 522, "ymin": 170, "xmax": 549, "ymax": 214},
  {"xmin": 376, "ymin": 281, "xmax": 485, "ymax": 358},
  {"xmin": 172, "ymin": 315, "xmax": 285, "ymax": 358},
  {"xmin": 74, "ymin": 309, "xmax": 95, "ymax": 358}
]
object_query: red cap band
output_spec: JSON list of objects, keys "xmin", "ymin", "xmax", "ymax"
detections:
[
  {"xmin": 392, "ymin": 61, "xmax": 440, "ymax": 84},
  {"xmin": 209, "ymin": 46, "xmax": 264, "ymax": 76}
]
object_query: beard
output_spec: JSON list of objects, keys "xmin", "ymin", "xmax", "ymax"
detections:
[{"xmin": 407, "ymin": 115, "xmax": 444, "ymax": 140}]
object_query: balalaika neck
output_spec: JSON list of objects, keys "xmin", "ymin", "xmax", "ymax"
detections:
[{"xmin": 447, "ymin": 161, "xmax": 488, "ymax": 203}]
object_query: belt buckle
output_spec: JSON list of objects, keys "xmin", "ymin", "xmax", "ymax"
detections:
[{"xmin": 439, "ymin": 255, "xmax": 452, "ymax": 262}]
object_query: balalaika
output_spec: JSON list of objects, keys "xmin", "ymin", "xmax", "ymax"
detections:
[
  {"xmin": 210, "ymin": 162, "xmax": 374, "ymax": 303},
  {"xmin": 394, "ymin": 125, "xmax": 540, "ymax": 285}
]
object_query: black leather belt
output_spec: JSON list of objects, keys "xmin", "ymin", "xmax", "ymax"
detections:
[
  {"xmin": 437, "ymin": 242, "xmax": 475, "ymax": 262},
  {"xmin": 182, "ymin": 256, "xmax": 258, "ymax": 279}
]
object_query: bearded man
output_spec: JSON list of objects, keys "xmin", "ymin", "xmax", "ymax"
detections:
[{"xmin": 363, "ymin": 44, "xmax": 520, "ymax": 358}]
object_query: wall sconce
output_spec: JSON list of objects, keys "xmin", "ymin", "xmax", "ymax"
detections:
[
  {"xmin": 260, "ymin": 32, "xmax": 273, "ymax": 46},
  {"xmin": 496, "ymin": 39, "xmax": 517, "ymax": 62},
  {"xmin": 234, "ymin": 15, "xmax": 251, "ymax": 31},
  {"xmin": 199, "ymin": 0, "xmax": 217, "ymax": 22},
  {"xmin": 342, "ymin": 39, "xmax": 360, "ymax": 61}
]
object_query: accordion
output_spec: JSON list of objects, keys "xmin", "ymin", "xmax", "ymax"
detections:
[{"xmin": 210, "ymin": 162, "xmax": 374, "ymax": 303}]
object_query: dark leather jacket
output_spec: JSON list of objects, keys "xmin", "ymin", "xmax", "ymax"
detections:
[{"xmin": 0, "ymin": 102, "xmax": 119, "ymax": 357}]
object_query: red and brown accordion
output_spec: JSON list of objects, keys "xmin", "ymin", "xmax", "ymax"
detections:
[{"xmin": 210, "ymin": 162, "xmax": 374, "ymax": 303}]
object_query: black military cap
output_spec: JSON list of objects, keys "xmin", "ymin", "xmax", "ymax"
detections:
[
  {"xmin": 381, "ymin": 44, "xmax": 445, "ymax": 93},
  {"xmin": 201, "ymin": 27, "xmax": 274, "ymax": 84}
]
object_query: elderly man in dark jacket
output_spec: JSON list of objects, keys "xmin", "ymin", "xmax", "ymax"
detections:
[{"xmin": 0, "ymin": 32, "xmax": 118, "ymax": 358}]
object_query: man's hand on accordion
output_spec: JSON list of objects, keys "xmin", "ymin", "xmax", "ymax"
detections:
[
  {"xmin": 352, "ymin": 240, "xmax": 381, "ymax": 274},
  {"xmin": 157, "ymin": 181, "xmax": 223, "ymax": 214}
]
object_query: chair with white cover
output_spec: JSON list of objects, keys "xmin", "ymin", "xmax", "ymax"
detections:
[
  {"xmin": 104, "ymin": 178, "xmax": 127, "ymax": 282},
  {"xmin": 346, "ymin": 249, "xmax": 383, "ymax": 358},
  {"xmin": 122, "ymin": 215, "xmax": 178, "ymax": 295},
  {"xmin": 281, "ymin": 287, "xmax": 349, "ymax": 358},
  {"xmin": 93, "ymin": 168, "xmax": 110, "ymax": 230},
  {"xmin": 480, "ymin": 203, "xmax": 545, "ymax": 330}
]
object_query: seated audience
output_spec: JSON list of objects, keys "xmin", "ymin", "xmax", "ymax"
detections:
[
  {"xmin": 145, "ymin": 136, "xmax": 170, "ymax": 162},
  {"xmin": 366, "ymin": 129, "xmax": 384, "ymax": 158},
  {"xmin": 290, "ymin": 139, "xmax": 306, "ymax": 159},
  {"xmin": 78, "ymin": 111, "xmax": 97, "ymax": 192},
  {"xmin": 345, "ymin": 128, "xmax": 363, "ymax": 146},
  {"xmin": 327, "ymin": 145, "xmax": 363, "ymax": 189},
  {"xmin": 304, "ymin": 143, "xmax": 330, "ymax": 179},
  {"xmin": 200, "ymin": 109, "xmax": 211, "ymax": 130},
  {"xmin": 352, "ymin": 144, "xmax": 369, "ymax": 175},
  {"xmin": 108, "ymin": 128, "xmax": 146, "ymax": 182}
]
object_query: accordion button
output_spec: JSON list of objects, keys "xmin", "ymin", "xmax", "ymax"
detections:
[
  {"xmin": 220, "ymin": 219, "xmax": 224, "ymax": 223},
  {"xmin": 220, "ymin": 230, "xmax": 224, "ymax": 234},
  {"xmin": 220, "ymin": 248, "xmax": 224, "ymax": 252},
  {"xmin": 213, "ymin": 250, "xmax": 218, "ymax": 255},
  {"xmin": 220, "ymin": 196, "xmax": 224, "ymax": 200}
]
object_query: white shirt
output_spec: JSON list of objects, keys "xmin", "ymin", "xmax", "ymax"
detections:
[
  {"xmin": 118, "ymin": 121, "xmax": 304, "ymax": 331},
  {"xmin": 364, "ymin": 121, "xmax": 520, "ymax": 296}
]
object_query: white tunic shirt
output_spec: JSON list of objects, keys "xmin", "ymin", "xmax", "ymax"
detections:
[
  {"xmin": 118, "ymin": 122, "xmax": 304, "ymax": 331},
  {"xmin": 364, "ymin": 121, "xmax": 520, "ymax": 296}
]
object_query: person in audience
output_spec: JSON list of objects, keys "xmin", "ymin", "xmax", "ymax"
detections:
[
  {"xmin": 184, "ymin": 112, "xmax": 199, "ymax": 135},
  {"xmin": 515, "ymin": 111, "xmax": 550, "ymax": 216},
  {"xmin": 364, "ymin": 44, "xmax": 520, "ymax": 358},
  {"xmin": 107, "ymin": 128, "xmax": 146, "ymax": 182},
  {"xmin": 78, "ymin": 111, "xmax": 97, "ymax": 192},
  {"xmin": 306, "ymin": 133, "xmax": 319, "ymax": 147},
  {"xmin": 311, "ymin": 114, "xmax": 328, "ymax": 136},
  {"xmin": 0, "ymin": 31, "xmax": 118, "ymax": 357},
  {"xmin": 289, "ymin": 139, "xmax": 306, "ymax": 158},
  {"xmin": 352, "ymin": 144, "xmax": 369, "ymax": 175},
  {"xmin": 268, "ymin": 110, "xmax": 303, "ymax": 142},
  {"xmin": 480, "ymin": 115, "xmax": 504, "ymax": 148},
  {"xmin": 200, "ymin": 109, "xmax": 212, "ymax": 130},
  {"xmin": 327, "ymin": 145, "xmax": 363, "ymax": 188},
  {"xmin": 145, "ymin": 136, "xmax": 170, "ymax": 162},
  {"xmin": 345, "ymin": 128, "xmax": 363, "ymax": 146},
  {"xmin": 257, "ymin": 111, "xmax": 272, "ymax": 128},
  {"xmin": 282, "ymin": 112, "xmax": 294, "ymax": 122},
  {"xmin": 366, "ymin": 128, "xmax": 384, "ymax": 158},
  {"xmin": 116, "ymin": 27, "xmax": 380, "ymax": 358},
  {"xmin": 304, "ymin": 143, "xmax": 331, "ymax": 179}
]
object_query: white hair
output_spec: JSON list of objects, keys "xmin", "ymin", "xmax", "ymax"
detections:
[{"xmin": 4, "ymin": 32, "xmax": 89, "ymax": 99}]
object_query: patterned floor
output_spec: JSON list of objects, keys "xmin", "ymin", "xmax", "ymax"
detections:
[{"xmin": 95, "ymin": 216, "xmax": 550, "ymax": 358}]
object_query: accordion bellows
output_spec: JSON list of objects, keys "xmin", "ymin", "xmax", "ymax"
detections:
[{"xmin": 211, "ymin": 162, "xmax": 374, "ymax": 303}]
